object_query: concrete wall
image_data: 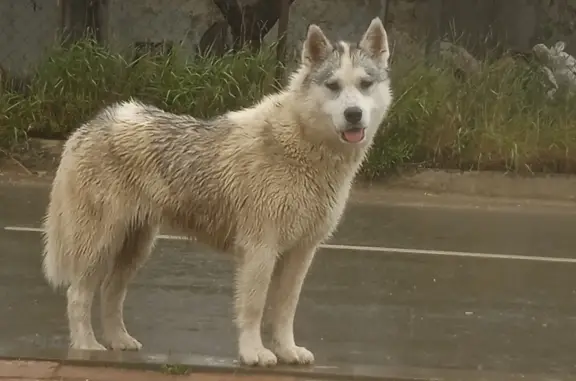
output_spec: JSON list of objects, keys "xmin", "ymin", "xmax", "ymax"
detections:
[
  {"xmin": 8, "ymin": 0, "xmax": 576, "ymax": 76},
  {"xmin": 0, "ymin": 0, "xmax": 385, "ymax": 75},
  {"xmin": 0, "ymin": 0, "xmax": 60, "ymax": 76},
  {"xmin": 102, "ymin": 0, "xmax": 386, "ymax": 57},
  {"xmin": 413, "ymin": 0, "xmax": 576, "ymax": 57},
  {"xmin": 103, "ymin": 0, "xmax": 223, "ymax": 56}
]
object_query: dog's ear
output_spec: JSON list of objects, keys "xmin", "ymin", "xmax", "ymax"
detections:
[
  {"xmin": 359, "ymin": 17, "xmax": 390, "ymax": 65},
  {"xmin": 302, "ymin": 24, "xmax": 332, "ymax": 66}
]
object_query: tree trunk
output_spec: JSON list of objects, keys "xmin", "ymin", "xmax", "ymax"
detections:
[
  {"xmin": 60, "ymin": 0, "xmax": 104, "ymax": 44},
  {"xmin": 211, "ymin": 0, "xmax": 296, "ymax": 51}
]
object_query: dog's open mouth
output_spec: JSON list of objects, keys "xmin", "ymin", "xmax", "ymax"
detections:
[{"xmin": 341, "ymin": 128, "xmax": 365, "ymax": 143}]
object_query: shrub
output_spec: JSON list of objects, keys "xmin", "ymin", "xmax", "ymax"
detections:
[
  {"xmin": 2, "ymin": 37, "xmax": 576, "ymax": 178},
  {"xmin": 362, "ymin": 40, "xmax": 576, "ymax": 178},
  {"xmin": 0, "ymin": 39, "xmax": 278, "ymax": 142}
]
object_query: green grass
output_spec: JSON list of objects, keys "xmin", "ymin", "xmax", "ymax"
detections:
[
  {"xmin": 160, "ymin": 363, "xmax": 190, "ymax": 375},
  {"xmin": 0, "ymin": 39, "xmax": 278, "ymax": 141},
  {"xmin": 363, "ymin": 41, "xmax": 576, "ymax": 177},
  {"xmin": 2, "ymin": 37, "xmax": 576, "ymax": 177}
]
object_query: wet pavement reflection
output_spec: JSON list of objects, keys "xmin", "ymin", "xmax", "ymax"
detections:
[{"xmin": 3, "ymin": 181, "xmax": 576, "ymax": 378}]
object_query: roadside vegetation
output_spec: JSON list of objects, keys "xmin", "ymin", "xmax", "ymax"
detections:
[{"xmin": 1, "ymin": 35, "xmax": 575, "ymax": 178}]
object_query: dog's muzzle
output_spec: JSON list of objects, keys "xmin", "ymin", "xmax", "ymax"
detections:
[{"xmin": 340, "ymin": 107, "xmax": 366, "ymax": 143}]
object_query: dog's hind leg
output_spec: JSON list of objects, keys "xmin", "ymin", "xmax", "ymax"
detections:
[
  {"xmin": 235, "ymin": 241, "xmax": 279, "ymax": 367},
  {"xmin": 265, "ymin": 244, "xmax": 317, "ymax": 365},
  {"xmin": 67, "ymin": 276, "xmax": 107, "ymax": 350},
  {"xmin": 100, "ymin": 223, "xmax": 158, "ymax": 350},
  {"xmin": 65, "ymin": 222, "xmax": 121, "ymax": 351}
]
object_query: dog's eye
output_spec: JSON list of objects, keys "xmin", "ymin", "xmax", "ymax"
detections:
[
  {"xmin": 325, "ymin": 81, "xmax": 340, "ymax": 92},
  {"xmin": 359, "ymin": 79, "xmax": 374, "ymax": 90}
]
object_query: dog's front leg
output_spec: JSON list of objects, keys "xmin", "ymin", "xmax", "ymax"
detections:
[
  {"xmin": 235, "ymin": 242, "xmax": 278, "ymax": 367},
  {"xmin": 265, "ymin": 244, "xmax": 317, "ymax": 365}
]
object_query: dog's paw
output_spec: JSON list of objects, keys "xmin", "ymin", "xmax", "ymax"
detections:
[
  {"xmin": 274, "ymin": 345, "xmax": 315, "ymax": 365},
  {"xmin": 239, "ymin": 346, "xmax": 278, "ymax": 367},
  {"xmin": 103, "ymin": 332, "xmax": 143, "ymax": 351}
]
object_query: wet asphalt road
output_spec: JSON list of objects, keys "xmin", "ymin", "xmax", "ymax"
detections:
[{"xmin": 3, "ymin": 179, "xmax": 576, "ymax": 377}]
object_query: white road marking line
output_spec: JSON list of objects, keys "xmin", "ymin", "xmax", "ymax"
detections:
[
  {"xmin": 4, "ymin": 225, "xmax": 576, "ymax": 264},
  {"xmin": 3, "ymin": 226, "xmax": 189, "ymax": 240}
]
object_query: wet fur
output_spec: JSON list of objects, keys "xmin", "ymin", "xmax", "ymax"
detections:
[{"xmin": 42, "ymin": 18, "xmax": 393, "ymax": 366}]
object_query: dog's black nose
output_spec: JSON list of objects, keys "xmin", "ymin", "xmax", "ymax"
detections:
[{"xmin": 344, "ymin": 107, "xmax": 363, "ymax": 124}]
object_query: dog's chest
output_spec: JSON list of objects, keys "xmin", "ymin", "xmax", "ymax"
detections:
[{"xmin": 275, "ymin": 178, "xmax": 353, "ymax": 250}]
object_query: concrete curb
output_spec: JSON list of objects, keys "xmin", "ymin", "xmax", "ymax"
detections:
[
  {"xmin": 376, "ymin": 169, "xmax": 576, "ymax": 202},
  {"xmin": 0, "ymin": 350, "xmax": 571, "ymax": 381}
]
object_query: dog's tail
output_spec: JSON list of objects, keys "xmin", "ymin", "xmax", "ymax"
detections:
[{"xmin": 41, "ymin": 195, "xmax": 72, "ymax": 290}]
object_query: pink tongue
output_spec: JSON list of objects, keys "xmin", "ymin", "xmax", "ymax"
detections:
[{"xmin": 343, "ymin": 129, "xmax": 365, "ymax": 143}]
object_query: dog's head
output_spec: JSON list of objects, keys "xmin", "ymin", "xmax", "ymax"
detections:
[{"xmin": 289, "ymin": 17, "xmax": 392, "ymax": 145}]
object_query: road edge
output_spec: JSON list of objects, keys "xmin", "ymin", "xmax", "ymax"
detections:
[
  {"xmin": 2, "ymin": 138, "xmax": 576, "ymax": 202},
  {"xmin": 0, "ymin": 351, "xmax": 570, "ymax": 381}
]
